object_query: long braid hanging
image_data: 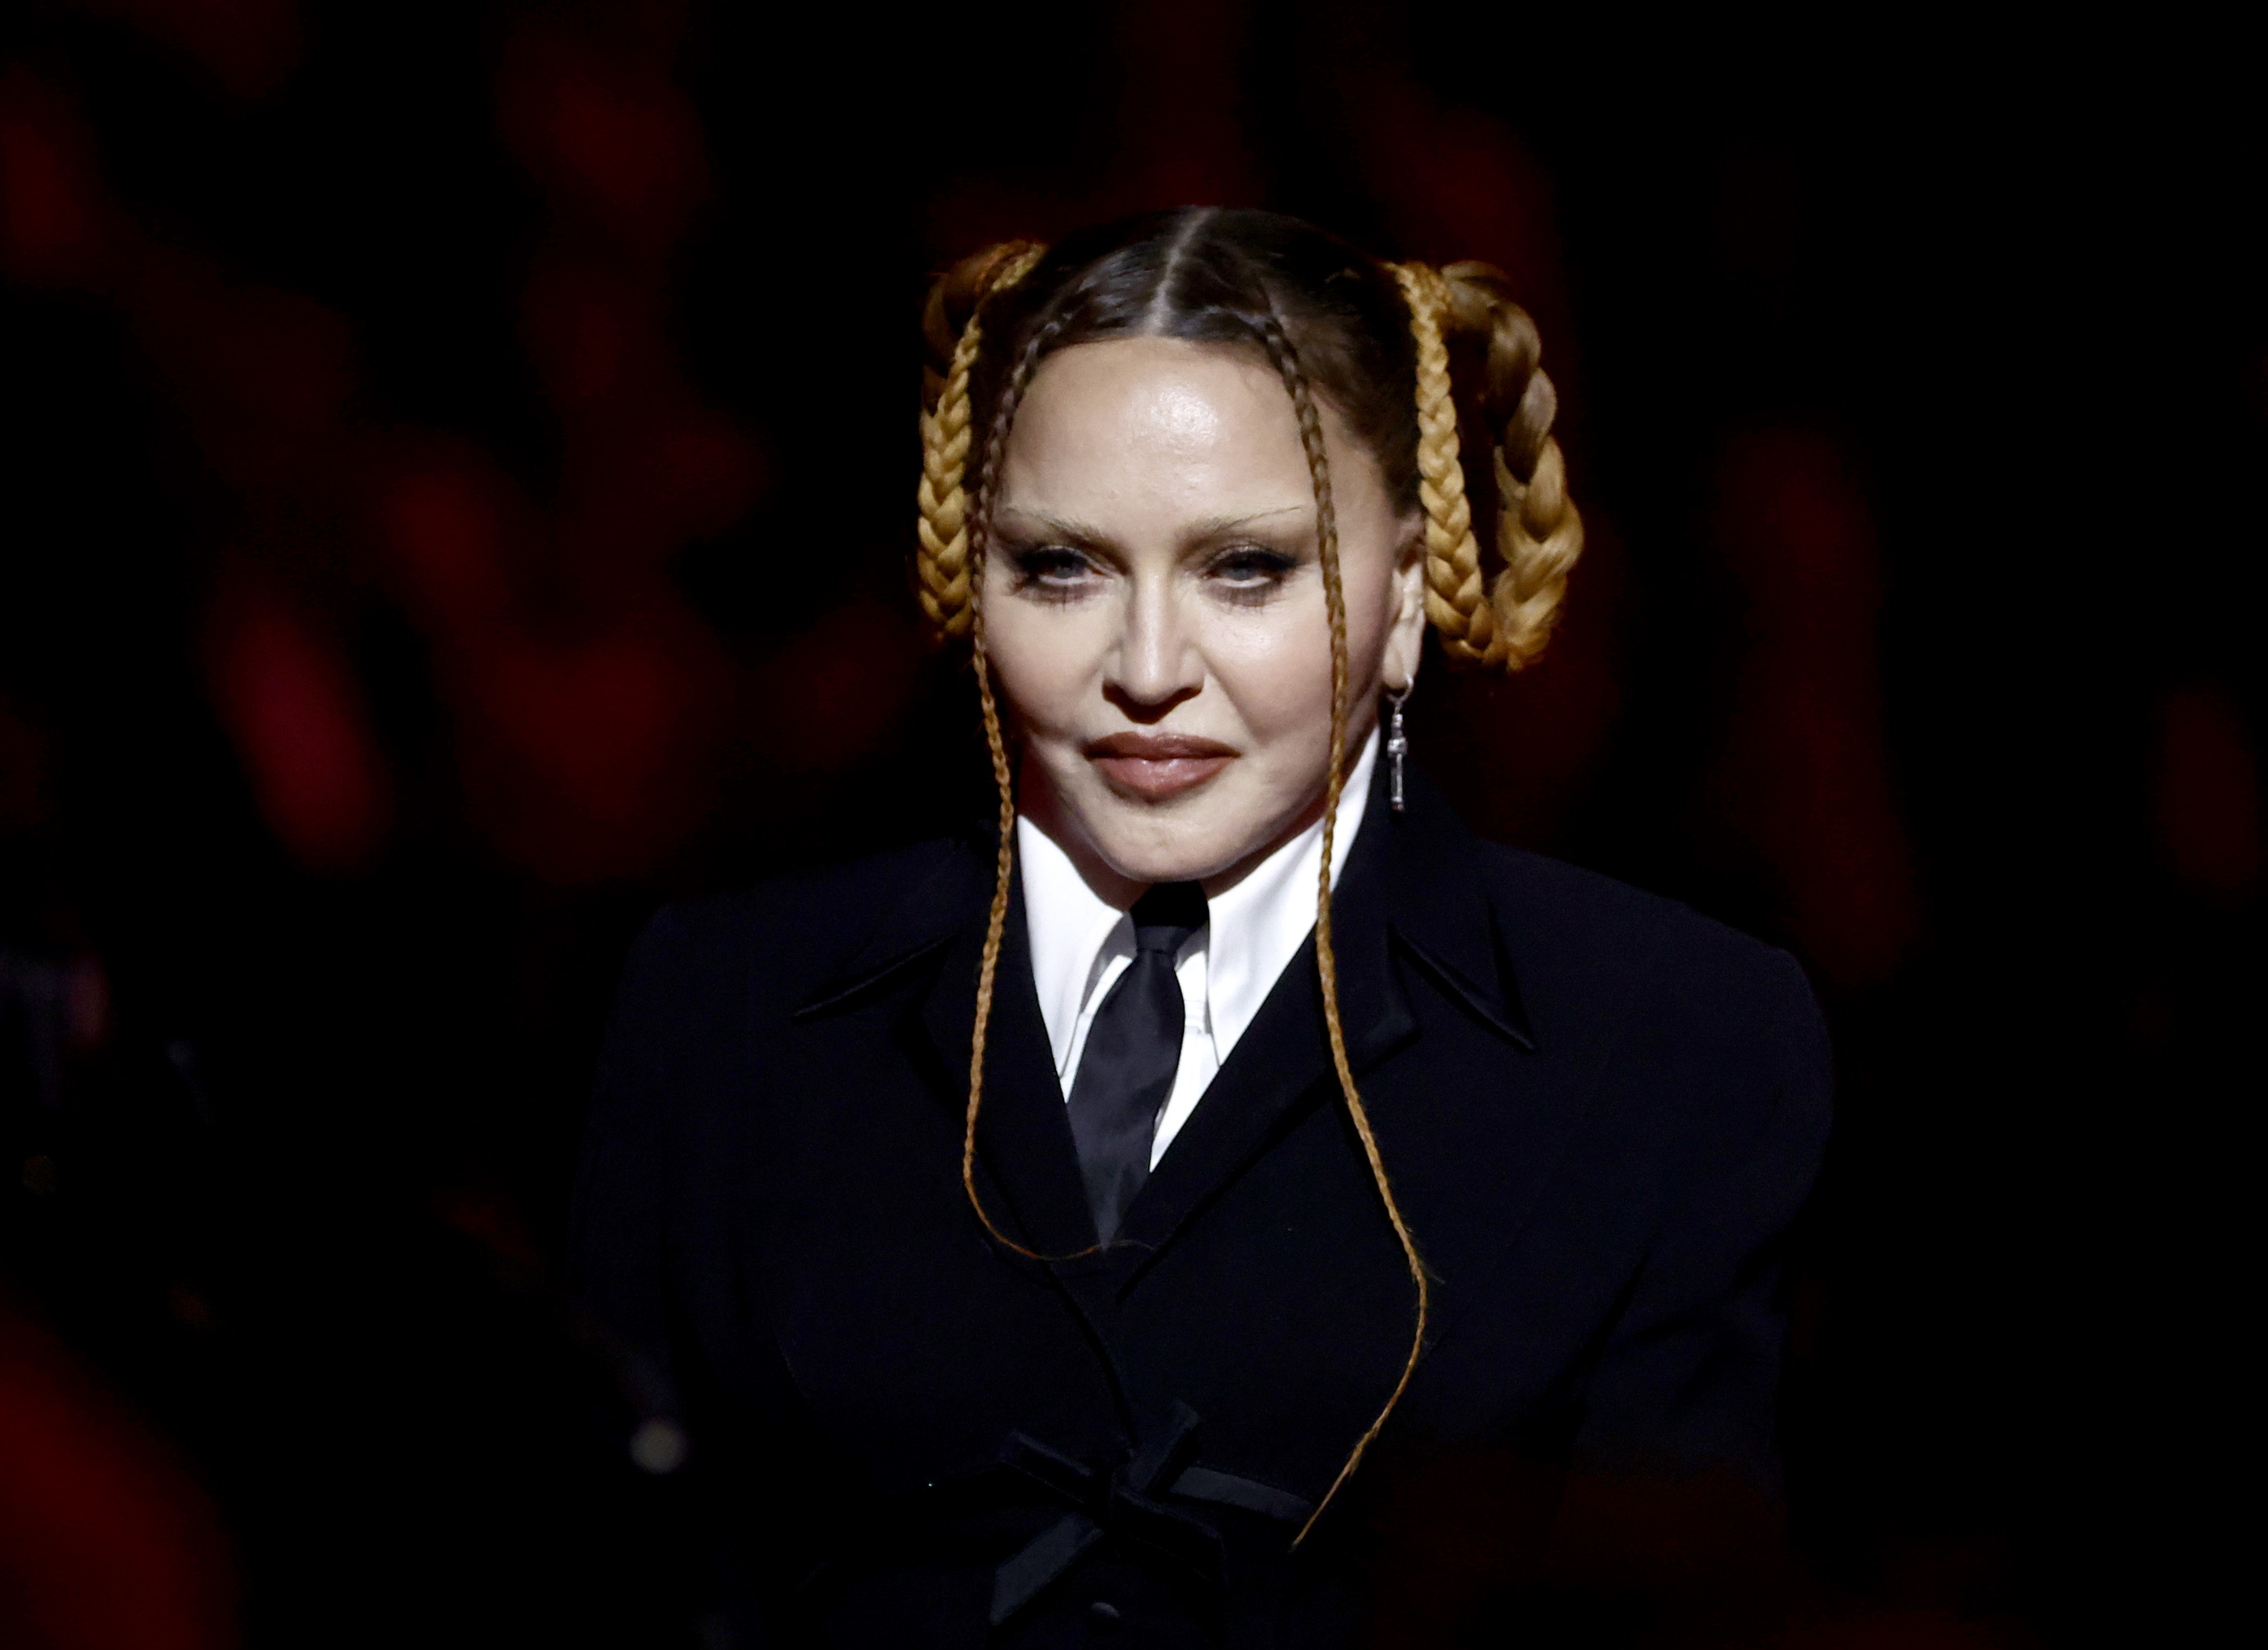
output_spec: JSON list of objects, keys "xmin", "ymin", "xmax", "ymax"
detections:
[
  {"xmin": 966, "ymin": 328, "xmax": 1075, "ymax": 1260},
  {"xmin": 1285, "ymin": 261, "xmax": 1580, "ymax": 1532},
  {"xmin": 964, "ymin": 539, "xmax": 1028, "ymax": 1257},
  {"xmin": 916, "ymin": 242, "xmax": 1053, "ymax": 1258},
  {"xmin": 1247, "ymin": 310, "xmax": 1434, "ymax": 1550},
  {"xmin": 961, "ymin": 312, "xmax": 1070, "ymax": 1260}
]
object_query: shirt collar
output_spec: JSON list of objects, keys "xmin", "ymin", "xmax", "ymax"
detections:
[
  {"xmin": 1201, "ymin": 730, "xmax": 1375, "ymax": 1060},
  {"xmin": 1017, "ymin": 728, "xmax": 1380, "ymax": 1075},
  {"xmin": 1016, "ymin": 812, "xmax": 1128, "ymax": 1077}
]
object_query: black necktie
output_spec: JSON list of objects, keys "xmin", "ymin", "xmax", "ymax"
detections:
[{"xmin": 1065, "ymin": 880, "xmax": 1208, "ymax": 1245}]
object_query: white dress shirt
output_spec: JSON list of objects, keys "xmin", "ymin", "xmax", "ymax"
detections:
[{"xmin": 1018, "ymin": 729, "xmax": 1379, "ymax": 1169}]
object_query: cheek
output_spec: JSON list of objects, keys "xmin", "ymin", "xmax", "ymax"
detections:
[
  {"xmin": 1204, "ymin": 558, "xmax": 1397, "ymax": 740},
  {"xmin": 981, "ymin": 581, "xmax": 1104, "ymax": 735},
  {"xmin": 1201, "ymin": 600, "xmax": 1336, "ymax": 740}
]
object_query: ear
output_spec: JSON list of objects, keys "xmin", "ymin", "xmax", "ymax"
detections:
[{"xmin": 1380, "ymin": 515, "xmax": 1427, "ymax": 693}]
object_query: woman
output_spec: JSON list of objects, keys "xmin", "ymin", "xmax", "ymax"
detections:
[{"xmin": 573, "ymin": 209, "xmax": 1830, "ymax": 1645}]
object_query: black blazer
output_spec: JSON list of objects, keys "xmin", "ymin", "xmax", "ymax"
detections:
[{"xmin": 570, "ymin": 766, "xmax": 1831, "ymax": 1647}]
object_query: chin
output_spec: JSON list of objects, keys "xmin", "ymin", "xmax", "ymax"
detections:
[
  {"xmin": 1087, "ymin": 783, "xmax": 1309, "ymax": 886},
  {"xmin": 1085, "ymin": 821, "xmax": 1240, "ymax": 887},
  {"xmin": 1033, "ymin": 760, "xmax": 1299, "ymax": 888}
]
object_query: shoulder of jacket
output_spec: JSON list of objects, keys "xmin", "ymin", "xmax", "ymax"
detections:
[
  {"xmin": 1468, "ymin": 845, "xmax": 1829, "ymax": 1178},
  {"xmin": 1472, "ymin": 842, "xmax": 1820, "ymax": 1041},
  {"xmin": 630, "ymin": 838, "xmax": 987, "ymax": 1002}
]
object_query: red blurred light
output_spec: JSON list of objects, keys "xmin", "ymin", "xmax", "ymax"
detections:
[
  {"xmin": 498, "ymin": 35, "xmax": 706, "ymax": 240},
  {"xmin": 2156, "ymin": 681, "xmax": 2264, "ymax": 898},
  {"xmin": 1714, "ymin": 430, "xmax": 1921, "ymax": 986},
  {"xmin": 205, "ymin": 587, "xmax": 392, "ymax": 870},
  {"xmin": 0, "ymin": 1305, "xmax": 239, "ymax": 1650},
  {"xmin": 379, "ymin": 459, "xmax": 519, "ymax": 638},
  {"xmin": 0, "ymin": 73, "xmax": 105, "ymax": 283}
]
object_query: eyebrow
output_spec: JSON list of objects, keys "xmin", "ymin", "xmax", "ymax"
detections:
[
  {"xmin": 992, "ymin": 508, "xmax": 1112, "ymax": 544},
  {"xmin": 1184, "ymin": 507, "xmax": 1308, "ymax": 535},
  {"xmin": 995, "ymin": 506, "xmax": 1308, "ymax": 544}
]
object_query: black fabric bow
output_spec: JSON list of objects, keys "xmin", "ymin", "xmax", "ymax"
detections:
[{"xmin": 988, "ymin": 1402, "xmax": 1314, "ymax": 1627}]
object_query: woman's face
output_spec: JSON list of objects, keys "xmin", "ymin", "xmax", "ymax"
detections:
[{"xmin": 984, "ymin": 335, "xmax": 1424, "ymax": 899}]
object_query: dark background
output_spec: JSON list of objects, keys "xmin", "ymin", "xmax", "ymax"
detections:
[{"xmin": 1, "ymin": 4, "xmax": 2257, "ymax": 1646}]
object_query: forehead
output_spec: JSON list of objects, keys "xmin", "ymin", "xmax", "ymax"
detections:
[{"xmin": 998, "ymin": 337, "xmax": 1313, "ymax": 518}]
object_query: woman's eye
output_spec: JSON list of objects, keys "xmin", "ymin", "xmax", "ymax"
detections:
[
  {"xmin": 1208, "ymin": 547, "xmax": 1298, "ymax": 595},
  {"xmin": 1010, "ymin": 546, "xmax": 1099, "ymax": 592}
]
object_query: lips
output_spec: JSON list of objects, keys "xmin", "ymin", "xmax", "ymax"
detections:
[{"xmin": 1084, "ymin": 732, "xmax": 1236, "ymax": 801}]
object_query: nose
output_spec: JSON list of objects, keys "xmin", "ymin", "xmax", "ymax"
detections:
[{"xmin": 1103, "ymin": 572, "xmax": 1202, "ymax": 721}]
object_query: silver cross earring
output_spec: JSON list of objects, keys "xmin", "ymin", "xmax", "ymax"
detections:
[{"xmin": 1385, "ymin": 684, "xmax": 1413, "ymax": 813}]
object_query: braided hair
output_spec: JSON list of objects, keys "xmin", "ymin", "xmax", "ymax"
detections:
[{"xmin": 914, "ymin": 207, "xmax": 1583, "ymax": 1543}]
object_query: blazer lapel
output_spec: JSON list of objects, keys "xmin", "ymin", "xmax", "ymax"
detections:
[
  {"xmin": 1384, "ymin": 770, "xmax": 1532, "ymax": 1054},
  {"xmin": 916, "ymin": 863, "xmax": 1101, "ymax": 1261},
  {"xmin": 1360, "ymin": 772, "xmax": 1575, "ymax": 1351}
]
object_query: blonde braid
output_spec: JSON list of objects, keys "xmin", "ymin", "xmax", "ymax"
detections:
[
  {"xmin": 962, "ymin": 315, "xmax": 1075, "ymax": 1264},
  {"xmin": 1246, "ymin": 308, "xmax": 1432, "ymax": 1550},
  {"xmin": 1447, "ymin": 262, "xmax": 1583, "ymax": 668},
  {"xmin": 1388, "ymin": 262, "xmax": 1498, "ymax": 664},
  {"xmin": 916, "ymin": 242, "xmax": 1047, "ymax": 640},
  {"xmin": 1388, "ymin": 260, "xmax": 1585, "ymax": 672}
]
